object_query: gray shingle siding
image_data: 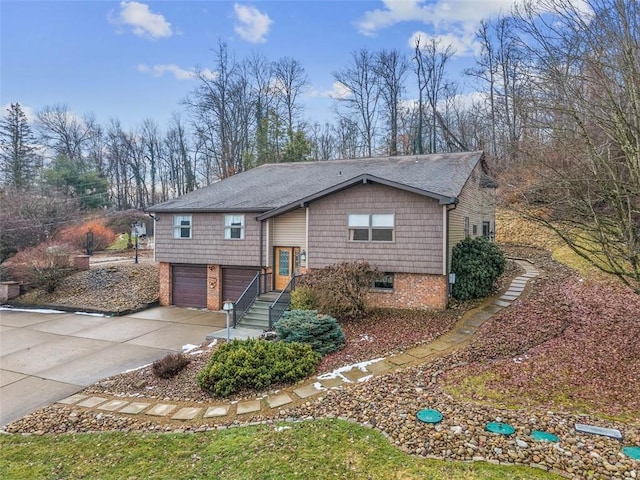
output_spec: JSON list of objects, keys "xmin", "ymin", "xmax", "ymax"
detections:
[
  {"xmin": 308, "ymin": 183, "xmax": 443, "ymax": 274},
  {"xmin": 155, "ymin": 212, "xmax": 262, "ymax": 266},
  {"xmin": 448, "ymin": 162, "xmax": 497, "ymax": 269}
]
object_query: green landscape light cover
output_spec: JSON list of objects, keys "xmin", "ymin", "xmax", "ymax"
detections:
[
  {"xmin": 485, "ymin": 422, "xmax": 515, "ymax": 435},
  {"xmin": 416, "ymin": 409, "xmax": 443, "ymax": 424},
  {"xmin": 622, "ymin": 446, "xmax": 640, "ymax": 460},
  {"xmin": 531, "ymin": 430, "xmax": 560, "ymax": 443}
]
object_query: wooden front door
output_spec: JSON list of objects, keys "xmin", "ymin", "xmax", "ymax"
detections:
[{"xmin": 274, "ymin": 246, "xmax": 299, "ymax": 290}]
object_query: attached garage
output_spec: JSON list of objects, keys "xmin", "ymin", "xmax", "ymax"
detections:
[
  {"xmin": 222, "ymin": 267, "xmax": 259, "ymax": 302},
  {"xmin": 172, "ymin": 264, "xmax": 207, "ymax": 308}
]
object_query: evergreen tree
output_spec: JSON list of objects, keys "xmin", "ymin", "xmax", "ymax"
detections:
[{"xmin": 0, "ymin": 103, "xmax": 40, "ymax": 188}]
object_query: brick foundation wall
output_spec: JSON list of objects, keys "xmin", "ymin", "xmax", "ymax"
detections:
[
  {"xmin": 159, "ymin": 262, "xmax": 170, "ymax": 306},
  {"xmin": 207, "ymin": 265, "xmax": 222, "ymax": 310},
  {"xmin": 368, "ymin": 273, "xmax": 448, "ymax": 310}
]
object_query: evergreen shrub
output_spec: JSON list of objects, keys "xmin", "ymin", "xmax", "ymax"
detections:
[
  {"xmin": 276, "ymin": 309, "xmax": 345, "ymax": 356},
  {"xmin": 197, "ymin": 339, "xmax": 319, "ymax": 397},
  {"xmin": 451, "ymin": 237, "xmax": 506, "ymax": 300}
]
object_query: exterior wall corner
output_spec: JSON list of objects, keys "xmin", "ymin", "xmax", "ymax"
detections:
[
  {"xmin": 159, "ymin": 262, "xmax": 171, "ymax": 306},
  {"xmin": 207, "ymin": 264, "xmax": 222, "ymax": 310}
]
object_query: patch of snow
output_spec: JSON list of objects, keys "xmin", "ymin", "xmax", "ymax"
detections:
[
  {"xmin": 0, "ymin": 306, "xmax": 65, "ymax": 314},
  {"xmin": 182, "ymin": 344, "xmax": 199, "ymax": 353},
  {"xmin": 208, "ymin": 340, "xmax": 218, "ymax": 348},
  {"xmin": 312, "ymin": 382, "xmax": 327, "ymax": 391},
  {"xmin": 123, "ymin": 363, "xmax": 152, "ymax": 373},
  {"xmin": 274, "ymin": 426, "xmax": 292, "ymax": 432},
  {"xmin": 358, "ymin": 333, "xmax": 375, "ymax": 342},
  {"xmin": 357, "ymin": 374, "xmax": 373, "ymax": 383},
  {"xmin": 316, "ymin": 357, "xmax": 385, "ymax": 381},
  {"xmin": 512, "ymin": 354, "xmax": 529, "ymax": 364}
]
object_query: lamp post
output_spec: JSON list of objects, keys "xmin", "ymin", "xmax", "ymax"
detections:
[
  {"xmin": 131, "ymin": 222, "xmax": 139, "ymax": 264},
  {"xmin": 223, "ymin": 300, "xmax": 234, "ymax": 341}
]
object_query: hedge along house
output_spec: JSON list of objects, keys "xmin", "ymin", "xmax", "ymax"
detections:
[{"xmin": 149, "ymin": 151, "xmax": 496, "ymax": 319}]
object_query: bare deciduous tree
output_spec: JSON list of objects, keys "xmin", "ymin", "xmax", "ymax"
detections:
[
  {"xmin": 332, "ymin": 48, "xmax": 380, "ymax": 157},
  {"xmin": 374, "ymin": 49, "xmax": 409, "ymax": 156},
  {"xmin": 413, "ymin": 38, "xmax": 455, "ymax": 153},
  {"xmin": 509, "ymin": 0, "xmax": 640, "ymax": 291}
]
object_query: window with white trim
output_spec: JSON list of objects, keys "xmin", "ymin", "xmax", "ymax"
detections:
[
  {"xmin": 173, "ymin": 215, "xmax": 192, "ymax": 239},
  {"xmin": 224, "ymin": 214, "xmax": 245, "ymax": 239},
  {"xmin": 348, "ymin": 213, "xmax": 394, "ymax": 242}
]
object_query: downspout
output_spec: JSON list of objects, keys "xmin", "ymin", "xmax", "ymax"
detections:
[
  {"xmin": 445, "ymin": 202, "xmax": 457, "ymax": 307},
  {"xmin": 259, "ymin": 218, "xmax": 265, "ymax": 295},
  {"xmin": 259, "ymin": 218, "xmax": 264, "ymax": 269}
]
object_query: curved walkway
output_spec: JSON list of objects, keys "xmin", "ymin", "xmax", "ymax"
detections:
[{"xmin": 54, "ymin": 260, "xmax": 540, "ymax": 424}]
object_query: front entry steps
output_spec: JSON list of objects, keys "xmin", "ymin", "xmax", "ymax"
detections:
[
  {"xmin": 206, "ymin": 291, "xmax": 288, "ymax": 340},
  {"xmin": 237, "ymin": 291, "xmax": 283, "ymax": 330}
]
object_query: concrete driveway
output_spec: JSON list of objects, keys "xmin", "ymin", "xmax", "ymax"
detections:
[{"xmin": 0, "ymin": 306, "xmax": 227, "ymax": 428}]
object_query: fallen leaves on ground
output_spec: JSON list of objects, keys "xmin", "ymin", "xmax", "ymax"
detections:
[{"xmin": 444, "ymin": 246, "xmax": 640, "ymax": 419}]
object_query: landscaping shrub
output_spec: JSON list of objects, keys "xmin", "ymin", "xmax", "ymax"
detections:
[
  {"xmin": 276, "ymin": 310, "xmax": 345, "ymax": 356},
  {"xmin": 197, "ymin": 339, "xmax": 319, "ymax": 397},
  {"xmin": 290, "ymin": 286, "xmax": 318, "ymax": 310},
  {"xmin": 56, "ymin": 219, "xmax": 117, "ymax": 252},
  {"xmin": 4, "ymin": 242, "xmax": 76, "ymax": 292},
  {"xmin": 451, "ymin": 237, "xmax": 506, "ymax": 301},
  {"xmin": 152, "ymin": 353, "xmax": 191, "ymax": 379},
  {"xmin": 299, "ymin": 261, "xmax": 380, "ymax": 320}
]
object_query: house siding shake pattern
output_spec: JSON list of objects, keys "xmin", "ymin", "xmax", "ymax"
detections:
[{"xmin": 151, "ymin": 152, "xmax": 495, "ymax": 311}]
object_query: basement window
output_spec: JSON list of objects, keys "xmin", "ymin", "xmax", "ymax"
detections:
[{"xmin": 373, "ymin": 273, "xmax": 394, "ymax": 290}]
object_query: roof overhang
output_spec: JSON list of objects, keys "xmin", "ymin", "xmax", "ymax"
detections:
[
  {"xmin": 256, "ymin": 173, "xmax": 456, "ymax": 221},
  {"xmin": 146, "ymin": 207, "xmax": 271, "ymax": 214}
]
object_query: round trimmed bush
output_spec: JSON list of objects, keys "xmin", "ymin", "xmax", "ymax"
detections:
[
  {"xmin": 451, "ymin": 237, "xmax": 506, "ymax": 301},
  {"xmin": 197, "ymin": 339, "xmax": 319, "ymax": 397}
]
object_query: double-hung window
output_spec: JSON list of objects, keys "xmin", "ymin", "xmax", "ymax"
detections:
[
  {"xmin": 173, "ymin": 215, "xmax": 192, "ymax": 239},
  {"xmin": 224, "ymin": 214, "xmax": 245, "ymax": 239},
  {"xmin": 348, "ymin": 213, "xmax": 394, "ymax": 242}
]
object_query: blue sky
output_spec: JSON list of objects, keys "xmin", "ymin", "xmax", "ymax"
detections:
[{"xmin": 1, "ymin": 0, "xmax": 517, "ymax": 130}]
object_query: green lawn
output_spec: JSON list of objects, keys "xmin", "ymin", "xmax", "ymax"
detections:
[{"xmin": 0, "ymin": 420, "xmax": 563, "ymax": 479}]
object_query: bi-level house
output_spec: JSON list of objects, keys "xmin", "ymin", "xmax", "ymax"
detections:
[{"xmin": 149, "ymin": 152, "xmax": 496, "ymax": 326}]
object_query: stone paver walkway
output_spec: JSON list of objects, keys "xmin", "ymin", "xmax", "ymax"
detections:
[{"xmin": 56, "ymin": 260, "xmax": 539, "ymax": 423}]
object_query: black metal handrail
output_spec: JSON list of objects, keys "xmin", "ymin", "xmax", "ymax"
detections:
[
  {"xmin": 233, "ymin": 272, "xmax": 271, "ymax": 327},
  {"xmin": 268, "ymin": 274, "xmax": 298, "ymax": 330}
]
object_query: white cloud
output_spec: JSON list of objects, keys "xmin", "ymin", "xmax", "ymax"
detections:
[
  {"xmin": 1, "ymin": 103, "xmax": 37, "ymax": 122},
  {"xmin": 327, "ymin": 82, "xmax": 352, "ymax": 100},
  {"xmin": 357, "ymin": 0, "xmax": 516, "ymax": 56},
  {"xmin": 111, "ymin": 1, "xmax": 172, "ymax": 40},
  {"xmin": 137, "ymin": 64, "xmax": 217, "ymax": 81},
  {"xmin": 233, "ymin": 4, "xmax": 272, "ymax": 44},
  {"xmin": 409, "ymin": 30, "xmax": 480, "ymax": 56}
]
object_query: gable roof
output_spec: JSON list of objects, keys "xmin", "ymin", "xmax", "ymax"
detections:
[{"xmin": 150, "ymin": 151, "xmax": 486, "ymax": 215}]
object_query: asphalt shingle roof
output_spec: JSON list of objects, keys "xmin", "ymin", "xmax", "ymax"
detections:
[{"xmin": 150, "ymin": 151, "xmax": 485, "ymax": 214}]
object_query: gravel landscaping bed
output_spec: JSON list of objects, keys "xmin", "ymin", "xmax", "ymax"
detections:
[{"xmin": 5, "ymin": 247, "xmax": 639, "ymax": 479}]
